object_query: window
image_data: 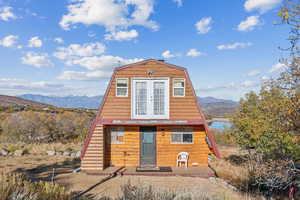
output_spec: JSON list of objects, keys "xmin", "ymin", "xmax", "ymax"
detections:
[
  {"xmin": 132, "ymin": 78, "xmax": 169, "ymax": 119},
  {"xmin": 171, "ymin": 127, "xmax": 193, "ymax": 144},
  {"xmin": 110, "ymin": 127, "xmax": 124, "ymax": 144},
  {"xmin": 173, "ymin": 78, "xmax": 185, "ymax": 97},
  {"xmin": 116, "ymin": 78, "xmax": 128, "ymax": 97}
]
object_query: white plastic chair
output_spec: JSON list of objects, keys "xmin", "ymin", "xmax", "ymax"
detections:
[{"xmin": 177, "ymin": 152, "xmax": 189, "ymax": 168}]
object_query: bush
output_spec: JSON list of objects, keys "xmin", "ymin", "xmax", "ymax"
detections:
[{"xmin": 0, "ymin": 173, "xmax": 70, "ymax": 200}]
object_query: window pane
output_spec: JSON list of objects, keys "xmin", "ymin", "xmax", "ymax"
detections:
[
  {"xmin": 116, "ymin": 79, "xmax": 128, "ymax": 87},
  {"xmin": 174, "ymin": 88, "xmax": 184, "ymax": 96},
  {"xmin": 153, "ymin": 82, "xmax": 165, "ymax": 115},
  {"xmin": 183, "ymin": 134, "xmax": 193, "ymax": 143},
  {"xmin": 117, "ymin": 88, "xmax": 127, "ymax": 96},
  {"xmin": 174, "ymin": 79, "xmax": 184, "ymax": 88},
  {"xmin": 111, "ymin": 127, "xmax": 124, "ymax": 143},
  {"xmin": 135, "ymin": 82, "xmax": 147, "ymax": 115},
  {"xmin": 171, "ymin": 133, "xmax": 182, "ymax": 143}
]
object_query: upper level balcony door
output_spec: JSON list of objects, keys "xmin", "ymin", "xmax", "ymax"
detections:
[{"xmin": 132, "ymin": 78, "xmax": 169, "ymax": 119}]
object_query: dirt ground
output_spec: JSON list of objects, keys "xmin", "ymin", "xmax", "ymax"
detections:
[{"xmin": 0, "ymin": 152, "xmax": 252, "ymax": 199}]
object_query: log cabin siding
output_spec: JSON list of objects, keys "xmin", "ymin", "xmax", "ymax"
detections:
[
  {"xmin": 99, "ymin": 61, "xmax": 202, "ymax": 120},
  {"xmin": 104, "ymin": 125, "xmax": 210, "ymax": 167}
]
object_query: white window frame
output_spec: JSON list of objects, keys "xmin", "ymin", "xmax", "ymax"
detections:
[
  {"xmin": 110, "ymin": 127, "xmax": 125, "ymax": 144},
  {"xmin": 131, "ymin": 77, "xmax": 169, "ymax": 119},
  {"xmin": 171, "ymin": 127, "xmax": 193, "ymax": 144},
  {"xmin": 173, "ymin": 78, "xmax": 185, "ymax": 97},
  {"xmin": 116, "ymin": 78, "xmax": 128, "ymax": 97}
]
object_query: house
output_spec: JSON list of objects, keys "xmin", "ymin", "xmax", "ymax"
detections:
[{"xmin": 81, "ymin": 59, "xmax": 220, "ymax": 172}]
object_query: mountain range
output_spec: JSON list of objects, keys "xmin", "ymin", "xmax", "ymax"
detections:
[{"xmin": 19, "ymin": 94, "xmax": 238, "ymax": 117}]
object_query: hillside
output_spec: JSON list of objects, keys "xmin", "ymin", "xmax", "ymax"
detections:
[
  {"xmin": 19, "ymin": 94, "xmax": 238, "ymax": 117},
  {"xmin": 0, "ymin": 95, "xmax": 51, "ymax": 108}
]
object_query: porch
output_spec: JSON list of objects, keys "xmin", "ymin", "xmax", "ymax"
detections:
[{"xmin": 82, "ymin": 166, "xmax": 215, "ymax": 178}]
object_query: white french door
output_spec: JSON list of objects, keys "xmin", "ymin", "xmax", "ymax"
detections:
[{"xmin": 132, "ymin": 78, "xmax": 169, "ymax": 119}]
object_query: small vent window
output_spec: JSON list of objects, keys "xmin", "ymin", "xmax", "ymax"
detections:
[
  {"xmin": 173, "ymin": 78, "xmax": 185, "ymax": 97},
  {"xmin": 110, "ymin": 127, "xmax": 124, "ymax": 144},
  {"xmin": 116, "ymin": 78, "xmax": 128, "ymax": 97},
  {"xmin": 171, "ymin": 127, "xmax": 193, "ymax": 144}
]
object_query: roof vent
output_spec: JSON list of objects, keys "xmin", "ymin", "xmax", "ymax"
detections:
[{"xmin": 157, "ymin": 59, "xmax": 165, "ymax": 62}]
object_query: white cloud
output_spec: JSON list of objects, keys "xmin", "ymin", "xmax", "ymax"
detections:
[
  {"xmin": 58, "ymin": 70, "xmax": 112, "ymax": 81},
  {"xmin": 0, "ymin": 35, "xmax": 18, "ymax": 48},
  {"xmin": 173, "ymin": 0, "xmax": 183, "ymax": 7},
  {"xmin": 217, "ymin": 42, "xmax": 252, "ymax": 50},
  {"xmin": 186, "ymin": 48, "xmax": 204, "ymax": 57},
  {"xmin": 28, "ymin": 36, "xmax": 43, "ymax": 48},
  {"xmin": 247, "ymin": 70, "xmax": 260, "ymax": 76},
  {"xmin": 59, "ymin": 0, "xmax": 158, "ymax": 32},
  {"xmin": 269, "ymin": 62, "xmax": 287, "ymax": 73},
  {"xmin": 241, "ymin": 80, "xmax": 258, "ymax": 87},
  {"xmin": 195, "ymin": 17, "xmax": 212, "ymax": 34},
  {"xmin": 53, "ymin": 42, "xmax": 106, "ymax": 60},
  {"xmin": 0, "ymin": 6, "xmax": 16, "ymax": 21},
  {"xmin": 237, "ymin": 16, "xmax": 261, "ymax": 32},
  {"xmin": 244, "ymin": 0, "xmax": 282, "ymax": 13},
  {"xmin": 21, "ymin": 52, "xmax": 53, "ymax": 67},
  {"xmin": 162, "ymin": 50, "xmax": 175, "ymax": 59},
  {"xmin": 67, "ymin": 55, "xmax": 142, "ymax": 70},
  {"xmin": 261, "ymin": 75, "xmax": 269, "ymax": 81},
  {"xmin": 53, "ymin": 37, "xmax": 64, "ymax": 44},
  {"xmin": 105, "ymin": 29, "xmax": 138, "ymax": 41}
]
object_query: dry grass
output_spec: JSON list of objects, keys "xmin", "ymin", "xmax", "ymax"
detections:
[{"xmin": 209, "ymin": 146, "xmax": 250, "ymax": 188}]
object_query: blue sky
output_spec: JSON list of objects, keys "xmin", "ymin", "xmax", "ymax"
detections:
[{"xmin": 0, "ymin": 0, "xmax": 290, "ymax": 100}]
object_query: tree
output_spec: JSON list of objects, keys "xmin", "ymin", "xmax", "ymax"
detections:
[{"xmin": 231, "ymin": 0, "xmax": 300, "ymax": 196}]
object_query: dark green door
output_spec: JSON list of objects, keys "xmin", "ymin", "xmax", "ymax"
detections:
[{"xmin": 140, "ymin": 127, "xmax": 156, "ymax": 167}]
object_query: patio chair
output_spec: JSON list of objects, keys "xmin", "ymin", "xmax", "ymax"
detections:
[{"xmin": 177, "ymin": 152, "xmax": 189, "ymax": 168}]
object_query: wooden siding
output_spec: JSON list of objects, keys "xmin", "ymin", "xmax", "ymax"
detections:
[
  {"xmin": 81, "ymin": 124, "xmax": 104, "ymax": 170},
  {"xmin": 99, "ymin": 61, "xmax": 202, "ymax": 120},
  {"xmin": 104, "ymin": 126, "xmax": 140, "ymax": 167},
  {"xmin": 104, "ymin": 125, "xmax": 209, "ymax": 168}
]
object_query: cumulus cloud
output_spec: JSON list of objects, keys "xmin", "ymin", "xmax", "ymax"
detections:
[
  {"xmin": 269, "ymin": 62, "xmax": 287, "ymax": 73},
  {"xmin": 0, "ymin": 35, "xmax": 18, "ymax": 48},
  {"xmin": 237, "ymin": 16, "xmax": 261, "ymax": 32},
  {"xmin": 162, "ymin": 50, "xmax": 176, "ymax": 59},
  {"xmin": 59, "ymin": 0, "xmax": 158, "ymax": 33},
  {"xmin": 53, "ymin": 42, "xmax": 106, "ymax": 60},
  {"xmin": 28, "ymin": 36, "xmax": 43, "ymax": 48},
  {"xmin": 241, "ymin": 80, "xmax": 258, "ymax": 87},
  {"xmin": 244, "ymin": 0, "xmax": 282, "ymax": 13},
  {"xmin": 173, "ymin": 0, "xmax": 183, "ymax": 7},
  {"xmin": 195, "ymin": 17, "xmax": 212, "ymax": 34},
  {"xmin": 67, "ymin": 55, "xmax": 142, "ymax": 70},
  {"xmin": 53, "ymin": 37, "xmax": 64, "ymax": 44},
  {"xmin": 58, "ymin": 70, "xmax": 112, "ymax": 81},
  {"xmin": 21, "ymin": 52, "xmax": 53, "ymax": 67},
  {"xmin": 217, "ymin": 42, "xmax": 252, "ymax": 50},
  {"xmin": 186, "ymin": 49, "xmax": 204, "ymax": 57},
  {"xmin": 247, "ymin": 70, "xmax": 260, "ymax": 77},
  {"xmin": 0, "ymin": 6, "xmax": 16, "ymax": 21},
  {"xmin": 105, "ymin": 29, "xmax": 139, "ymax": 41}
]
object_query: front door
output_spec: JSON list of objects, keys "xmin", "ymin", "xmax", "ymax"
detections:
[{"xmin": 140, "ymin": 126, "xmax": 156, "ymax": 167}]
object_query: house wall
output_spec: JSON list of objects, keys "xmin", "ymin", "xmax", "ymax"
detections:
[
  {"xmin": 99, "ymin": 61, "xmax": 202, "ymax": 120},
  {"xmin": 104, "ymin": 125, "xmax": 210, "ymax": 168}
]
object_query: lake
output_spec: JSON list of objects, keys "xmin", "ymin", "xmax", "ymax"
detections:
[{"xmin": 209, "ymin": 121, "xmax": 232, "ymax": 129}]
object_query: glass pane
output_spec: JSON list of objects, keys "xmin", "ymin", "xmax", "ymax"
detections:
[
  {"xmin": 171, "ymin": 133, "xmax": 182, "ymax": 143},
  {"xmin": 143, "ymin": 133, "xmax": 154, "ymax": 143},
  {"xmin": 174, "ymin": 79, "xmax": 184, "ymax": 88},
  {"xmin": 116, "ymin": 79, "xmax": 128, "ymax": 87},
  {"xmin": 117, "ymin": 88, "xmax": 127, "ymax": 96},
  {"xmin": 174, "ymin": 88, "xmax": 184, "ymax": 96},
  {"xmin": 153, "ymin": 82, "xmax": 165, "ymax": 115},
  {"xmin": 135, "ymin": 82, "xmax": 147, "ymax": 115},
  {"xmin": 183, "ymin": 134, "xmax": 193, "ymax": 143}
]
